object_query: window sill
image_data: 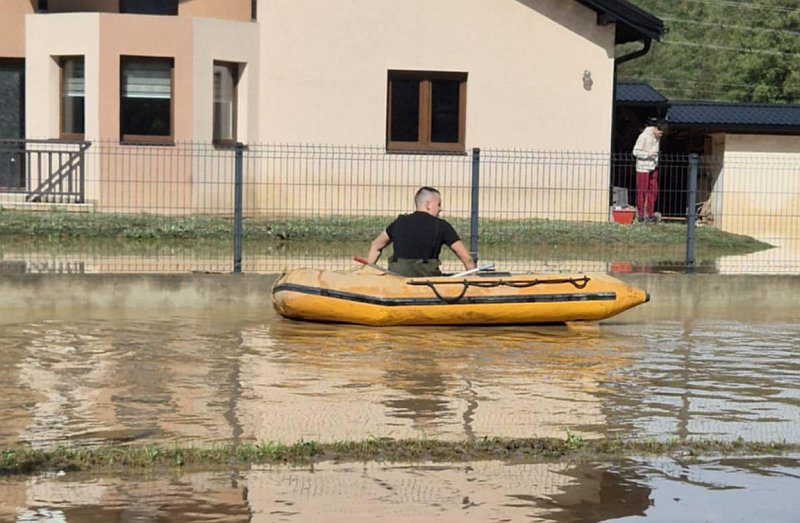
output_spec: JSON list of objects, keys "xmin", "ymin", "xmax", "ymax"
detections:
[
  {"xmin": 213, "ymin": 140, "xmax": 245, "ymax": 150},
  {"xmin": 385, "ymin": 147, "xmax": 467, "ymax": 156},
  {"xmin": 119, "ymin": 139, "xmax": 176, "ymax": 147}
]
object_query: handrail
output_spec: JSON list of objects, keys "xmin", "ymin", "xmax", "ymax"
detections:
[{"xmin": 0, "ymin": 139, "xmax": 90, "ymax": 203}]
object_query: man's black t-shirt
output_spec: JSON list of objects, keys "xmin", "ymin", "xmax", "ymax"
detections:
[{"xmin": 386, "ymin": 211, "xmax": 460, "ymax": 260}]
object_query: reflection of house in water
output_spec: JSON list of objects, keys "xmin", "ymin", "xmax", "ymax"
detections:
[
  {"xmin": 0, "ymin": 472, "xmax": 250, "ymax": 521},
  {"xmin": 243, "ymin": 461, "xmax": 651, "ymax": 521},
  {"xmin": 1, "ymin": 315, "xmax": 247, "ymax": 449},
  {"xmin": 2, "ymin": 462, "xmax": 652, "ymax": 520},
  {"xmin": 237, "ymin": 320, "xmax": 633, "ymax": 443},
  {"xmin": 543, "ymin": 462, "xmax": 651, "ymax": 519}
]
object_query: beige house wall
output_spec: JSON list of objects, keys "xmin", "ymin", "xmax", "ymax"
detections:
[
  {"xmin": 254, "ymin": 0, "xmax": 616, "ymax": 220},
  {"xmin": 180, "ymin": 0, "xmax": 252, "ymax": 22},
  {"xmin": 245, "ymin": 148, "xmax": 609, "ymax": 221},
  {"xmin": 191, "ymin": 19, "xmax": 259, "ymax": 144},
  {"xmin": 191, "ymin": 19, "xmax": 259, "ymax": 214},
  {"xmin": 24, "ymin": 13, "xmax": 257, "ymax": 212},
  {"xmin": 0, "ymin": 0, "xmax": 34, "ymax": 58},
  {"xmin": 258, "ymin": 0, "xmax": 616, "ymax": 149},
  {"xmin": 97, "ymin": 14, "xmax": 195, "ymax": 141},
  {"xmin": 25, "ymin": 14, "xmax": 102, "ymax": 139},
  {"xmin": 16, "ymin": 0, "xmax": 623, "ymax": 218},
  {"xmin": 714, "ymin": 134, "xmax": 800, "ymax": 238}
]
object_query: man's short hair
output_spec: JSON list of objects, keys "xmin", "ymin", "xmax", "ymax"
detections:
[
  {"xmin": 647, "ymin": 117, "xmax": 667, "ymax": 131},
  {"xmin": 414, "ymin": 186, "xmax": 440, "ymax": 208}
]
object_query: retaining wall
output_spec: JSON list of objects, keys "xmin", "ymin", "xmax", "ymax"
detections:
[{"xmin": 0, "ymin": 274, "xmax": 797, "ymax": 323}]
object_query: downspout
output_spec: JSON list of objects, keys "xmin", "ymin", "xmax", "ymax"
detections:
[{"xmin": 610, "ymin": 38, "xmax": 652, "ymax": 153}]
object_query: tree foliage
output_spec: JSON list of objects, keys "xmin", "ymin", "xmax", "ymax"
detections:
[{"xmin": 620, "ymin": 0, "xmax": 800, "ymax": 103}]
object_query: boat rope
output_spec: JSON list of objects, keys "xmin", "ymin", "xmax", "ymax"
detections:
[{"xmin": 407, "ymin": 276, "xmax": 591, "ymax": 303}]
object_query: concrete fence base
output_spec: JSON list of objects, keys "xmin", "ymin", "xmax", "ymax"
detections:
[{"xmin": 1, "ymin": 274, "xmax": 797, "ymax": 323}]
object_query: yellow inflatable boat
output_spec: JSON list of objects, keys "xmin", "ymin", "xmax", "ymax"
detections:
[{"xmin": 272, "ymin": 267, "xmax": 649, "ymax": 326}]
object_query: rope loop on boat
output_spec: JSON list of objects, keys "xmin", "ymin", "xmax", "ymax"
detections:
[
  {"xmin": 406, "ymin": 275, "xmax": 590, "ymax": 303},
  {"xmin": 418, "ymin": 281, "xmax": 471, "ymax": 303}
]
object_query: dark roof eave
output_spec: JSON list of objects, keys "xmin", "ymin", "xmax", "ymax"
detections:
[
  {"xmin": 617, "ymin": 101, "xmax": 669, "ymax": 107},
  {"xmin": 576, "ymin": 0, "xmax": 665, "ymax": 44},
  {"xmin": 667, "ymin": 123, "xmax": 800, "ymax": 135}
]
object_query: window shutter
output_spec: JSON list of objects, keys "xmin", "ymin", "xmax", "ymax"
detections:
[
  {"xmin": 65, "ymin": 60, "xmax": 84, "ymax": 98},
  {"xmin": 123, "ymin": 62, "xmax": 171, "ymax": 99}
]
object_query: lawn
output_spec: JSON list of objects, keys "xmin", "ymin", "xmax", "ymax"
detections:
[{"xmin": 0, "ymin": 209, "xmax": 772, "ymax": 255}]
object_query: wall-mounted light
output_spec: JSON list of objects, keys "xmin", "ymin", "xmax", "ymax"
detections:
[{"xmin": 582, "ymin": 70, "xmax": 593, "ymax": 91}]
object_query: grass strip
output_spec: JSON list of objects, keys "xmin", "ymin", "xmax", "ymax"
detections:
[
  {"xmin": 0, "ymin": 209, "xmax": 772, "ymax": 251},
  {"xmin": 2, "ymin": 436, "xmax": 797, "ymax": 476}
]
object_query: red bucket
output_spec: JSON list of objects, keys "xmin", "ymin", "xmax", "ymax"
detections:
[{"xmin": 612, "ymin": 209, "xmax": 635, "ymax": 225}]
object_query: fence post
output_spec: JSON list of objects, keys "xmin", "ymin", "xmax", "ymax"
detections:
[
  {"xmin": 233, "ymin": 142, "xmax": 244, "ymax": 274},
  {"xmin": 469, "ymin": 147, "xmax": 481, "ymax": 263},
  {"xmin": 685, "ymin": 153, "xmax": 698, "ymax": 274}
]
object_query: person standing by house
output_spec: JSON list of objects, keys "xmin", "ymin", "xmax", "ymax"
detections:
[
  {"xmin": 632, "ymin": 118, "xmax": 665, "ymax": 223},
  {"xmin": 367, "ymin": 186, "xmax": 476, "ymax": 277}
]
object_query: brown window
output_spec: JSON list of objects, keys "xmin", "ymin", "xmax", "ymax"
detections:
[
  {"xmin": 59, "ymin": 56, "xmax": 84, "ymax": 139},
  {"xmin": 387, "ymin": 70, "xmax": 467, "ymax": 153},
  {"xmin": 213, "ymin": 62, "xmax": 239, "ymax": 146},
  {"xmin": 120, "ymin": 0, "xmax": 178, "ymax": 15},
  {"xmin": 120, "ymin": 56, "xmax": 174, "ymax": 144}
]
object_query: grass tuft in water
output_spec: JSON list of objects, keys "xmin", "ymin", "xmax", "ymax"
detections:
[{"xmin": 2, "ymin": 437, "xmax": 799, "ymax": 476}]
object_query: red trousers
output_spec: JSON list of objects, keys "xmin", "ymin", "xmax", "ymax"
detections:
[{"xmin": 636, "ymin": 169, "xmax": 659, "ymax": 219}]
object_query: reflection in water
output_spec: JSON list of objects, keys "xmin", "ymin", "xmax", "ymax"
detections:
[
  {"xmin": 239, "ymin": 320, "xmax": 628, "ymax": 442},
  {"xmin": 0, "ymin": 236, "xmax": 780, "ymax": 274},
  {"xmin": 0, "ymin": 311, "xmax": 799, "ymax": 448},
  {"xmin": 2, "ymin": 457, "xmax": 800, "ymax": 522}
]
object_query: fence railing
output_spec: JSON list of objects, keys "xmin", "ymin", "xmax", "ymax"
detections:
[
  {"xmin": 0, "ymin": 139, "xmax": 90, "ymax": 203},
  {"xmin": 0, "ymin": 140, "xmax": 798, "ymax": 275}
]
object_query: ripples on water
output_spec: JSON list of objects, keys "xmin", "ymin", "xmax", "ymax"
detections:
[
  {"xmin": 0, "ymin": 311, "xmax": 798, "ymax": 448},
  {"xmin": 2, "ymin": 457, "xmax": 800, "ymax": 522}
]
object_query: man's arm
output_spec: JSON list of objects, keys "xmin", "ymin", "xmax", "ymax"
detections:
[
  {"xmin": 449, "ymin": 240, "xmax": 477, "ymax": 271},
  {"xmin": 367, "ymin": 230, "xmax": 391, "ymax": 264}
]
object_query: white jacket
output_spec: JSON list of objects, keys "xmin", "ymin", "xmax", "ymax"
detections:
[{"xmin": 632, "ymin": 126, "xmax": 660, "ymax": 172}]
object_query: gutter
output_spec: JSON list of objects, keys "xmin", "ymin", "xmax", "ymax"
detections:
[{"xmin": 610, "ymin": 39, "xmax": 653, "ymax": 153}]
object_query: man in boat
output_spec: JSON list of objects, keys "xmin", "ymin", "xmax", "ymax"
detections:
[{"xmin": 366, "ymin": 186, "xmax": 476, "ymax": 277}]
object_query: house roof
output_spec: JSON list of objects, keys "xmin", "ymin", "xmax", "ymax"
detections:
[
  {"xmin": 576, "ymin": 0, "xmax": 665, "ymax": 44},
  {"xmin": 667, "ymin": 101, "xmax": 800, "ymax": 133},
  {"xmin": 616, "ymin": 82, "xmax": 668, "ymax": 104}
]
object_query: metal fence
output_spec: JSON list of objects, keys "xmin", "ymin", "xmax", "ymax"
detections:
[{"xmin": 0, "ymin": 140, "xmax": 798, "ymax": 275}]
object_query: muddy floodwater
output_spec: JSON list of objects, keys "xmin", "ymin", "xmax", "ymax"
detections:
[
  {"xmin": 1, "ymin": 311, "xmax": 799, "ymax": 447},
  {"xmin": 2, "ymin": 456, "xmax": 800, "ymax": 522},
  {"xmin": 1, "ymin": 306, "xmax": 799, "ymax": 521}
]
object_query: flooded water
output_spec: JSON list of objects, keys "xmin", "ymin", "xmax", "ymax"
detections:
[
  {"xmin": 2, "ymin": 306, "xmax": 800, "ymax": 521},
  {"xmin": 0, "ymin": 236, "xmax": 787, "ymax": 275},
  {"xmin": 2, "ymin": 456, "xmax": 799, "ymax": 522},
  {"xmin": 1, "ymin": 310, "xmax": 798, "ymax": 448}
]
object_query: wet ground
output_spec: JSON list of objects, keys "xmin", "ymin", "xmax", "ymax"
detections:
[
  {"xmin": 2, "ymin": 457, "xmax": 800, "ymax": 521},
  {"xmin": 1, "ymin": 308, "xmax": 799, "ymax": 521}
]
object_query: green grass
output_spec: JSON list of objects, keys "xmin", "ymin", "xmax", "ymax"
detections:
[
  {"xmin": 0, "ymin": 209, "xmax": 772, "ymax": 253},
  {"xmin": 2, "ymin": 435, "xmax": 797, "ymax": 476}
]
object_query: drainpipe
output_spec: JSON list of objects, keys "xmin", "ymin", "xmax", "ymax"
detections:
[{"xmin": 610, "ymin": 38, "xmax": 652, "ymax": 153}]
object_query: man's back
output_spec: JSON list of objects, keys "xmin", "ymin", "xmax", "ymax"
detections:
[{"xmin": 387, "ymin": 211, "xmax": 459, "ymax": 261}]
